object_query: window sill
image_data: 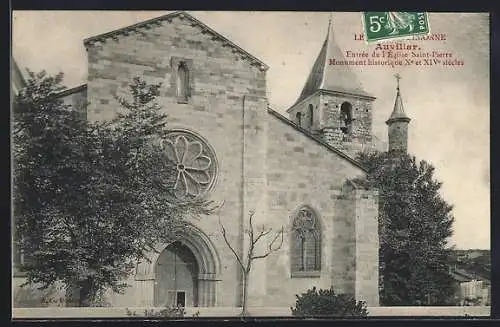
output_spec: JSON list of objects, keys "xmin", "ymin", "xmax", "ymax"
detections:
[{"xmin": 291, "ymin": 271, "xmax": 321, "ymax": 278}]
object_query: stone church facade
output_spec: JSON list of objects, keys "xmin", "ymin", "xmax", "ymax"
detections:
[{"xmin": 13, "ymin": 11, "xmax": 413, "ymax": 309}]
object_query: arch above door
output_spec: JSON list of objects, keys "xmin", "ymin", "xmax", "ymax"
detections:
[{"xmin": 135, "ymin": 223, "xmax": 221, "ymax": 307}]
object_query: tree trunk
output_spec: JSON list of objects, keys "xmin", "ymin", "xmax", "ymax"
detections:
[
  {"xmin": 77, "ymin": 278, "xmax": 93, "ymax": 307},
  {"xmin": 241, "ymin": 273, "xmax": 249, "ymax": 317}
]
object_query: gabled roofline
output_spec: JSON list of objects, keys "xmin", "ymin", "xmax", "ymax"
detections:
[
  {"xmin": 267, "ymin": 107, "xmax": 368, "ymax": 173},
  {"xmin": 286, "ymin": 88, "xmax": 376, "ymax": 113},
  {"xmin": 450, "ymin": 269, "xmax": 484, "ymax": 282},
  {"xmin": 11, "ymin": 58, "xmax": 29, "ymax": 93},
  {"xmin": 321, "ymin": 88, "xmax": 376, "ymax": 101},
  {"xmin": 346, "ymin": 178, "xmax": 374, "ymax": 190},
  {"xmin": 286, "ymin": 89, "xmax": 322, "ymax": 113},
  {"xmin": 20, "ymin": 84, "xmax": 88, "ymax": 108},
  {"xmin": 55, "ymin": 84, "xmax": 88, "ymax": 99},
  {"xmin": 12, "ymin": 59, "xmax": 27, "ymax": 85},
  {"xmin": 83, "ymin": 11, "xmax": 269, "ymax": 72}
]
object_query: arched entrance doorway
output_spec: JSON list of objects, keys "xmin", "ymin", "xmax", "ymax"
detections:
[
  {"xmin": 154, "ymin": 241, "xmax": 199, "ymax": 307},
  {"xmin": 135, "ymin": 224, "xmax": 220, "ymax": 307}
]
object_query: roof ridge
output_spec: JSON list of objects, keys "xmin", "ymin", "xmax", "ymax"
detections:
[
  {"xmin": 292, "ymin": 16, "xmax": 373, "ymax": 106},
  {"xmin": 318, "ymin": 17, "xmax": 332, "ymax": 90},
  {"xmin": 83, "ymin": 11, "xmax": 268, "ymax": 71},
  {"xmin": 55, "ymin": 84, "xmax": 88, "ymax": 98},
  {"xmin": 267, "ymin": 107, "xmax": 367, "ymax": 172},
  {"xmin": 12, "ymin": 57, "xmax": 29, "ymax": 84}
]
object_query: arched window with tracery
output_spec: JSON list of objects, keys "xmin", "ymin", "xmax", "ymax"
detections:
[
  {"xmin": 177, "ymin": 61, "xmax": 190, "ymax": 103},
  {"xmin": 291, "ymin": 206, "xmax": 321, "ymax": 276}
]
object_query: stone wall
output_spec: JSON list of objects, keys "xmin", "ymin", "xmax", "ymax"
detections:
[
  {"xmin": 328, "ymin": 181, "xmax": 379, "ymax": 306},
  {"xmin": 84, "ymin": 14, "xmax": 267, "ymax": 307},
  {"xmin": 352, "ymin": 184, "xmax": 379, "ymax": 306},
  {"xmin": 330, "ymin": 185, "xmax": 357, "ymax": 295},
  {"xmin": 59, "ymin": 86, "xmax": 88, "ymax": 120},
  {"xmin": 12, "ymin": 278, "xmax": 68, "ymax": 308},
  {"xmin": 242, "ymin": 95, "xmax": 269, "ymax": 307},
  {"xmin": 12, "ymin": 13, "xmax": 380, "ymax": 310},
  {"xmin": 287, "ymin": 95, "xmax": 321, "ymax": 135},
  {"xmin": 387, "ymin": 120, "xmax": 409, "ymax": 153},
  {"xmin": 264, "ymin": 111, "xmax": 371, "ymax": 307},
  {"xmin": 286, "ymin": 91, "xmax": 376, "ymax": 159},
  {"xmin": 320, "ymin": 92, "xmax": 375, "ymax": 157}
]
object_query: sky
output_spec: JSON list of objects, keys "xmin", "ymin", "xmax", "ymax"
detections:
[{"xmin": 12, "ymin": 11, "xmax": 490, "ymax": 250}]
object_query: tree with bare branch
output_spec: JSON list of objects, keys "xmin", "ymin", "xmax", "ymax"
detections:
[{"xmin": 219, "ymin": 210, "xmax": 284, "ymax": 316}]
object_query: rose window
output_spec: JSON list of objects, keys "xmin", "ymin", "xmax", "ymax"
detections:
[{"xmin": 162, "ymin": 130, "xmax": 218, "ymax": 199}]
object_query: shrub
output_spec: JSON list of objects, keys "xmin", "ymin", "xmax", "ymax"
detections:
[{"xmin": 291, "ymin": 287, "xmax": 368, "ymax": 318}]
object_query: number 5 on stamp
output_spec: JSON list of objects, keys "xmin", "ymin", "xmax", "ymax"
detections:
[{"xmin": 363, "ymin": 12, "xmax": 430, "ymax": 42}]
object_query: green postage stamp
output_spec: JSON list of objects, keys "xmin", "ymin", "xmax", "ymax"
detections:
[{"xmin": 363, "ymin": 12, "xmax": 430, "ymax": 42}]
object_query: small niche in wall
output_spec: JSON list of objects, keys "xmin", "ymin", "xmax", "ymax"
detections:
[
  {"xmin": 170, "ymin": 56, "xmax": 194, "ymax": 104},
  {"xmin": 308, "ymin": 104, "xmax": 314, "ymax": 127},
  {"xmin": 340, "ymin": 101, "xmax": 354, "ymax": 135},
  {"xmin": 296, "ymin": 112, "xmax": 302, "ymax": 127},
  {"xmin": 177, "ymin": 61, "xmax": 190, "ymax": 103}
]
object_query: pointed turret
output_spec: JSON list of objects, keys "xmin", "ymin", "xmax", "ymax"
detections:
[
  {"xmin": 295, "ymin": 16, "xmax": 372, "ymax": 105},
  {"xmin": 386, "ymin": 74, "xmax": 411, "ymax": 153}
]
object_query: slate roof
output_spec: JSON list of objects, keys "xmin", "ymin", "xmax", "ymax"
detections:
[
  {"xmin": 291, "ymin": 18, "xmax": 373, "ymax": 109},
  {"xmin": 55, "ymin": 84, "xmax": 88, "ymax": 99},
  {"xmin": 12, "ymin": 58, "xmax": 27, "ymax": 90},
  {"xmin": 450, "ymin": 268, "xmax": 490, "ymax": 284},
  {"xmin": 386, "ymin": 83, "xmax": 411, "ymax": 124},
  {"xmin": 83, "ymin": 11, "xmax": 269, "ymax": 72}
]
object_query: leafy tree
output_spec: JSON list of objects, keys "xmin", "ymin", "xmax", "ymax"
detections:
[
  {"xmin": 13, "ymin": 71, "xmax": 216, "ymax": 306},
  {"xmin": 290, "ymin": 287, "xmax": 368, "ymax": 317},
  {"xmin": 356, "ymin": 150, "xmax": 456, "ymax": 306},
  {"xmin": 219, "ymin": 210, "xmax": 284, "ymax": 317}
]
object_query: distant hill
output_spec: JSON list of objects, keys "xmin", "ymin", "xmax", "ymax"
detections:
[{"xmin": 449, "ymin": 249, "xmax": 490, "ymax": 282}]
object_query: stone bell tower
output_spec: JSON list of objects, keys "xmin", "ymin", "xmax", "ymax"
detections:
[{"xmin": 286, "ymin": 15, "xmax": 377, "ymax": 157}]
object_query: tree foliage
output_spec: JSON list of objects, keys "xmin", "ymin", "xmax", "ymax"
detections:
[
  {"xmin": 356, "ymin": 150, "xmax": 456, "ymax": 306},
  {"xmin": 290, "ymin": 287, "xmax": 368, "ymax": 317},
  {"xmin": 13, "ymin": 71, "xmax": 216, "ymax": 306}
]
